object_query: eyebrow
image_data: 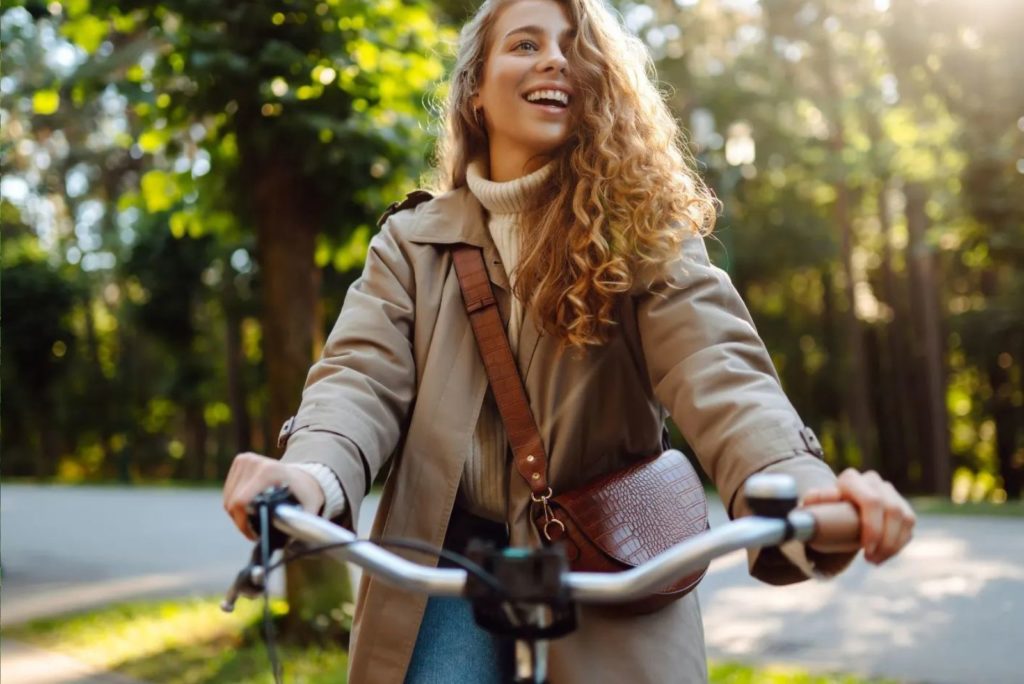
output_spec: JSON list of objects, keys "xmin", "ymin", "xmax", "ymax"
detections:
[{"xmin": 503, "ymin": 25, "xmax": 575, "ymax": 41}]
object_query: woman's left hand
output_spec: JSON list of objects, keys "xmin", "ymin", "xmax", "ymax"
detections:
[{"xmin": 802, "ymin": 468, "xmax": 916, "ymax": 565}]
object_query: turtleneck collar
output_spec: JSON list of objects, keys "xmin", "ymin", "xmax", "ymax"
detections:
[{"xmin": 466, "ymin": 158, "xmax": 555, "ymax": 216}]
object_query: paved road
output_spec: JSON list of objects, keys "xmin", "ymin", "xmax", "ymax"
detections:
[
  {"xmin": 697, "ymin": 508, "xmax": 1024, "ymax": 684},
  {"xmin": 1, "ymin": 486, "xmax": 255, "ymax": 626},
  {"xmin": 2, "ymin": 485, "xmax": 1022, "ymax": 683}
]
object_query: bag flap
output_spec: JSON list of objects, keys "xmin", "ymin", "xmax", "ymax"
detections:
[{"xmin": 552, "ymin": 450, "xmax": 709, "ymax": 567}]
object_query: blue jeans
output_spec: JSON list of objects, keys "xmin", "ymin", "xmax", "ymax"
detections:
[{"xmin": 404, "ymin": 595, "xmax": 510, "ymax": 683}]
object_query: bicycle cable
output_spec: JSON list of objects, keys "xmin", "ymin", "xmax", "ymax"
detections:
[
  {"xmin": 251, "ymin": 509, "xmax": 509, "ymax": 683},
  {"xmin": 258, "ymin": 504, "xmax": 284, "ymax": 684}
]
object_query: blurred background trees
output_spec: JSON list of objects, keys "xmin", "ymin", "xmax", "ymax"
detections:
[{"xmin": 2, "ymin": 0, "xmax": 1021, "ymax": 505}]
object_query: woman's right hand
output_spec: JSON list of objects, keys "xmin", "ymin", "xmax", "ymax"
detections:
[{"xmin": 222, "ymin": 452, "xmax": 326, "ymax": 540}]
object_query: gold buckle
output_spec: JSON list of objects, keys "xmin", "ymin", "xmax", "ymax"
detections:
[
  {"xmin": 530, "ymin": 487, "xmax": 553, "ymax": 504},
  {"xmin": 543, "ymin": 517, "xmax": 565, "ymax": 541},
  {"xmin": 530, "ymin": 487, "xmax": 565, "ymax": 541}
]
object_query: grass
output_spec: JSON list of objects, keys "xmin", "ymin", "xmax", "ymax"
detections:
[
  {"xmin": 908, "ymin": 496, "xmax": 1024, "ymax": 517},
  {"xmin": 8, "ymin": 597, "xmax": 897, "ymax": 684},
  {"xmin": 7, "ymin": 597, "xmax": 347, "ymax": 684},
  {"xmin": 708, "ymin": 663, "xmax": 898, "ymax": 683}
]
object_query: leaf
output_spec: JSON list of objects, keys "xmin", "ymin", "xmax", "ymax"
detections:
[
  {"xmin": 61, "ymin": 15, "xmax": 109, "ymax": 55},
  {"xmin": 352, "ymin": 40, "xmax": 380, "ymax": 71},
  {"xmin": 32, "ymin": 90, "xmax": 61, "ymax": 115},
  {"xmin": 140, "ymin": 171, "xmax": 181, "ymax": 213},
  {"xmin": 138, "ymin": 129, "xmax": 169, "ymax": 153},
  {"xmin": 169, "ymin": 211, "xmax": 189, "ymax": 238},
  {"xmin": 64, "ymin": 0, "xmax": 90, "ymax": 19}
]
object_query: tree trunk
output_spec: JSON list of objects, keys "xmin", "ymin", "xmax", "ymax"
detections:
[
  {"xmin": 83, "ymin": 299, "xmax": 114, "ymax": 477},
  {"xmin": 904, "ymin": 182, "xmax": 951, "ymax": 495},
  {"xmin": 814, "ymin": 26, "xmax": 877, "ymax": 471},
  {"xmin": 989, "ymin": 351, "xmax": 1022, "ymax": 499},
  {"xmin": 184, "ymin": 399, "xmax": 208, "ymax": 481},
  {"xmin": 224, "ymin": 281, "xmax": 252, "ymax": 463},
  {"xmin": 978, "ymin": 270, "xmax": 1023, "ymax": 501},
  {"xmin": 247, "ymin": 155, "xmax": 347, "ymax": 642},
  {"xmin": 875, "ymin": 179, "xmax": 914, "ymax": 490},
  {"xmin": 37, "ymin": 388, "xmax": 62, "ymax": 479},
  {"xmin": 819, "ymin": 265, "xmax": 847, "ymax": 468},
  {"xmin": 252, "ymin": 161, "xmax": 322, "ymax": 447}
]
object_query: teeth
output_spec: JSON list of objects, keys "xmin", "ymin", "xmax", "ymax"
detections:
[{"xmin": 526, "ymin": 89, "xmax": 569, "ymax": 105}]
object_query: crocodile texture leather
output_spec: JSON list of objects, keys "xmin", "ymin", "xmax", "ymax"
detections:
[
  {"xmin": 453, "ymin": 245, "xmax": 709, "ymax": 615},
  {"xmin": 537, "ymin": 450, "xmax": 709, "ymax": 614}
]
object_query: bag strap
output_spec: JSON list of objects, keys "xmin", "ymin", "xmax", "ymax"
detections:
[{"xmin": 451, "ymin": 245, "xmax": 551, "ymax": 499}]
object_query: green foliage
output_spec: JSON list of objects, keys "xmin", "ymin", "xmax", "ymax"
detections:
[
  {"xmin": 0, "ymin": 0, "xmax": 451, "ymax": 481},
  {"xmin": 642, "ymin": 0, "xmax": 1024, "ymax": 493},
  {"xmin": 0, "ymin": 211, "xmax": 82, "ymax": 474},
  {"xmin": 80, "ymin": 0, "xmax": 453, "ymax": 244},
  {"xmin": 1, "ymin": 0, "xmax": 1021, "ymax": 498}
]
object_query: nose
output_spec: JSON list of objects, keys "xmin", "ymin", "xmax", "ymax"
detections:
[{"xmin": 538, "ymin": 45, "xmax": 568, "ymax": 75}]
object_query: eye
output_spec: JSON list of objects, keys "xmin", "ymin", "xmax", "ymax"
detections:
[{"xmin": 513, "ymin": 39, "xmax": 538, "ymax": 52}]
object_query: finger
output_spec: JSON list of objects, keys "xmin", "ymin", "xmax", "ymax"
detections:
[
  {"xmin": 227, "ymin": 477, "xmax": 268, "ymax": 540},
  {"xmin": 861, "ymin": 469, "xmax": 884, "ymax": 485},
  {"xmin": 228, "ymin": 499, "xmax": 256, "ymax": 540},
  {"xmin": 869, "ymin": 503, "xmax": 904, "ymax": 564},
  {"xmin": 895, "ymin": 520, "xmax": 914, "ymax": 554},
  {"xmin": 864, "ymin": 482, "xmax": 916, "ymax": 563},
  {"xmin": 222, "ymin": 452, "xmax": 253, "ymax": 509},
  {"xmin": 837, "ymin": 469, "xmax": 885, "ymax": 556},
  {"xmin": 899, "ymin": 495, "xmax": 918, "ymax": 527},
  {"xmin": 884, "ymin": 483, "xmax": 917, "ymax": 557},
  {"xmin": 801, "ymin": 487, "xmax": 841, "ymax": 505}
]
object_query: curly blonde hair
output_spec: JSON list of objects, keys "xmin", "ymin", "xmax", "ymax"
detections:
[{"xmin": 433, "ymin": 0, "xmax": 717, "ymax": 348}]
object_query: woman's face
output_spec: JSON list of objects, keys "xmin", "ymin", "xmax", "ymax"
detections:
[{"xmin": 474, "ymin": 0, "xmax": 576, "ymax": 178}]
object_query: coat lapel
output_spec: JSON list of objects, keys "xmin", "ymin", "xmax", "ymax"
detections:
[
  {"xmin": 517, "ymin": 311, "xmax": 544, "ymax": 380},
  {"xmin": 408, "ymin": 187, "xmax": 510, "ymax": 293}
]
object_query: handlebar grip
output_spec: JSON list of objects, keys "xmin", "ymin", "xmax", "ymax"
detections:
[{"xmin": 802, "ymin": 502, "xmax": 861, "ymax": 553}]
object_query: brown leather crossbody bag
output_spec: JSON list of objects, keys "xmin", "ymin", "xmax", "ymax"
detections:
[{"xmin": 451, "ymin": 245, "xmax": 709, "ymax": 615}]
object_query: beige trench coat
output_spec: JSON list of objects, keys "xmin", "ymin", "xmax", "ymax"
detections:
[{"xmin": 281, "ymin": 187, "xmax": 853, "ymax": 683}]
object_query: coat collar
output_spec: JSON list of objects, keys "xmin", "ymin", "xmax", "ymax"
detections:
[
  {"xmin": 407, "ymin": 186, "xmax": 489, "ymax": 247},
  {"xmin": 407, "ymin": 186, "xmax": 546, "ymax": 379},
  {"xmin": 408, "ymin": 187, "xmax": 510, "ymax": 292}
]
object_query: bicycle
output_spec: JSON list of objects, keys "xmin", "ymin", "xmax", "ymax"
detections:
[{"xmin": 222, "ymin": 473, "xmax": 861, "ymax": 684}]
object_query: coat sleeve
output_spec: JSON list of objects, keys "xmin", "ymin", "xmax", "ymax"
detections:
[
  {"xmin": 279, "ymin": 216, "xmax": 418, "ymax": 532},
  {"xmin": 636, "ymin": 235, "xmax": 856, "ymax": 584}
]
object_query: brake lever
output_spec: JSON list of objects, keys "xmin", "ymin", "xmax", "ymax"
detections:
[
  {"xmin": 221, "ymin": 545, "xmax": 269, "ymax": 612},
  {"xmin": 220, "ymin": 485, "xmax": 301, "ymax": 612}
]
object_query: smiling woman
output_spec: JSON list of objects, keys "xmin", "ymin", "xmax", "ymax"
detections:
[
  {"xmin": 435, "ymin": 0, "xmax": 718, "ymax": 351},
  {"xmin": 222, "ymin": 0, "xmax": 917, "ymax": 682},
  {"xmin": 471, "ymin": 2, "xmax": 578, "ymax": 182}
]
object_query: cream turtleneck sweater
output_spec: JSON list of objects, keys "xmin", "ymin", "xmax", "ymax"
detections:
[{"xmin": 459, "ymin": 158, "xmax": 554, "ymax": 521}]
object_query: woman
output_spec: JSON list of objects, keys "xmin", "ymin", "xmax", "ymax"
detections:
[{"xmin": 223, "ymin": 0, "xmax": 916, "ymax": 681}]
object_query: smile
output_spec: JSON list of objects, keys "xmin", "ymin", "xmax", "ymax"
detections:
[{"xmin": 523, "ymin": 88, "xmax": 571, "ymax": 108}]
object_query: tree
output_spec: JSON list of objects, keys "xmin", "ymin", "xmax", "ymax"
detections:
[{"xmin": 26, "ymin": 0, "xmax": 452, "ymax": 638}]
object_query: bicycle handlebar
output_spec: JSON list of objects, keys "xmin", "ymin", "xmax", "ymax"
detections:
[{"xmin": 221, "ymin": 473, "xmax": 861, "ymax": 612}]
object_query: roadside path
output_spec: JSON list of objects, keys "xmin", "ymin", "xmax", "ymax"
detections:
[{"xmin": 2, "ymin": 484, "xmax": 1022, "ymax": 683}]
